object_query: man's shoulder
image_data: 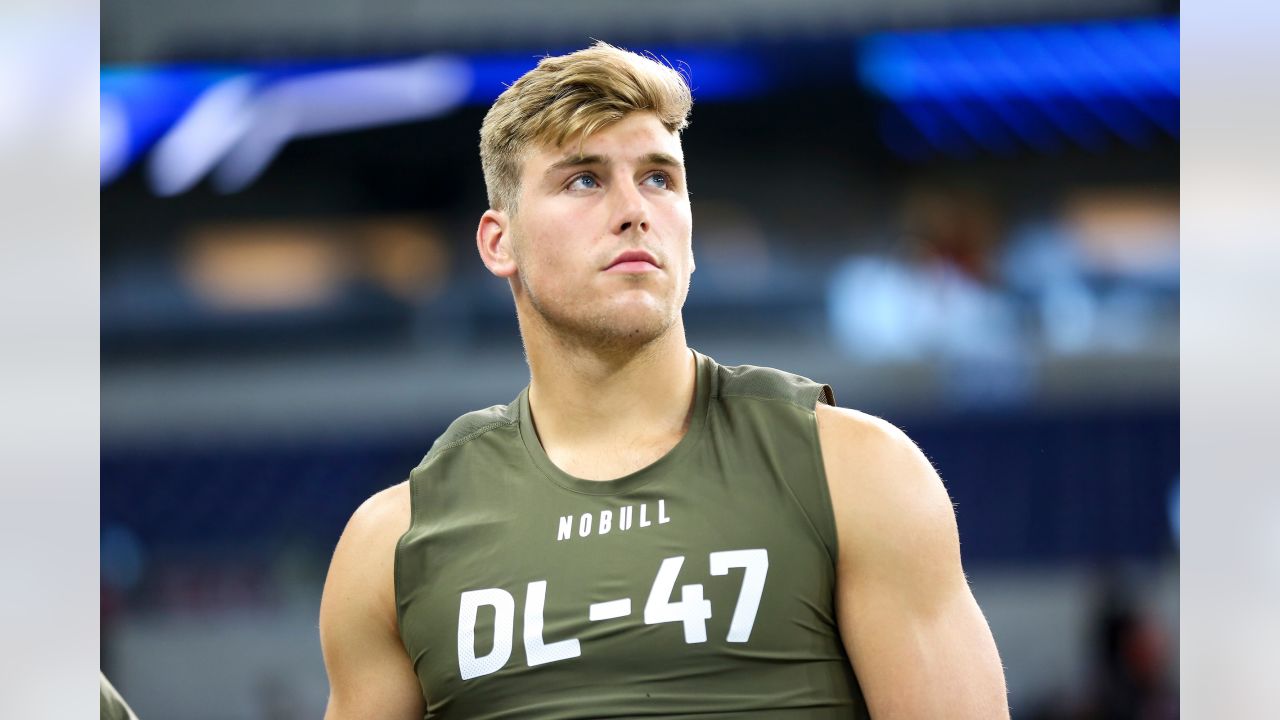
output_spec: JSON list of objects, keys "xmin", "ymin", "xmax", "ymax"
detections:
[
  {"xmin": 814, "ymin": 404, "xmax": 956, "ymax": 563},
  {"xmin": 709, "ymin": 356, "xmax": 836, "ymax": 411},
  {"xmin": 814, "ymin": 404, "xmax": 932, "ymax": 492},
  {"xmin": 814, "ymin": 404, "xmax": 915, "ymax": 454},
  {"xmin": 344, "ymin": 480, "xmax": 412, "ymax": 548}
]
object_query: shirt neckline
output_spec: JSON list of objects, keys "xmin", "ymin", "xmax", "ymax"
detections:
[{"xmin": 518, "ymin": 349, "xmax": 713, "ymax": 496}]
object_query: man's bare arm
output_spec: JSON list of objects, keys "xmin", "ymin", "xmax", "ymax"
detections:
[
  {"xmin": 319, "ymin": 482, "xmax": 425, "ymax": 720},
  {"xmin": 816, "ymin": 404, "xmax": 1009, "ymax": 719}
]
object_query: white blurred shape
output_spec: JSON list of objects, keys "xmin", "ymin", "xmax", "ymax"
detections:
[
  {"xmin": 829, "ymin": 255, "xmax": 1020, "ymax": 364},
  {"xmin": 829, "ymin": 256, "xmax": 926, "ymax": 361},
  {"xmin": 147, "ymin": 75, "xmax": 258, "ymax": 196},
  {"xmin": 212, "ymin": 56, "xmax": 473, "ymax": 193},
  {"xmin": 100, "ymin": 94, "xmax": 130, "ymax": 184},
  {"xmin": 1041, "ymin": 279, "xmax": 1096, "ymax": 353}
]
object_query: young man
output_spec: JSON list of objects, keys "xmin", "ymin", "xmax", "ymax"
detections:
[{"xmin": 320, "ymin": 43, "xmax": 1008, "ymax": 719}]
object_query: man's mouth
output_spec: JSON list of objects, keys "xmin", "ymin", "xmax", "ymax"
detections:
[{"xmin": 605, "ymin": 249, "xmax": 661, "ymax": 272}]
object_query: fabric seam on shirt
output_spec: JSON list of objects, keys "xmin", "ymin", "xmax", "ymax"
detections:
[{"xmin": 421, "ymin": 417, "xmax": 518, "ymax": 466}]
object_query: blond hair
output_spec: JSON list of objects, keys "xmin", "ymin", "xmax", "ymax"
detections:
[{"xmin": 479, "ymin": 41, "xmax": 693, "ymax": 212}]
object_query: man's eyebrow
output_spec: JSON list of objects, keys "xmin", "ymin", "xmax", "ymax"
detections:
[
  {"xmin": 639, "ymin": 152, "xmax": 684, "ymax": 170},
  {"xmin": 543, "ymin": 154, "xmax": 607, "ymax": 178},
  {"xmin": 542, "ymin": 152, "xmax": 685, "ymax": 179}
]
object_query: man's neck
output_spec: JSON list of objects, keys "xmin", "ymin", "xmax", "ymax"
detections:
[{"xmin": 523, "ymin": 322, "xmax": 697, "ymax": 456}]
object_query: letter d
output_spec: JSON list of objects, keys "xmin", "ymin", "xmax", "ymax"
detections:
[{"xmin": 458, "ymin": 588, "xmax": 515, "ymax": 680}]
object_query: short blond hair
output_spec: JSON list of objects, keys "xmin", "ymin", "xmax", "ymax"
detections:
[{"xmin": 479, "ymin": 41, "xmax": 693, "ymax": 212}]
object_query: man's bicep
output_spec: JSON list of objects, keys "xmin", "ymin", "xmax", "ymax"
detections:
[
  {"xmin": 836, "ymin": 568, "xmax": 1007, "ymax": 719},
  {"xmin": 816, "ymin": 404, "xmax": 1008, "ymax": 719},
  {"xmin": 319, "ymin": 484, "xmax": 424, "ymax": 720}
]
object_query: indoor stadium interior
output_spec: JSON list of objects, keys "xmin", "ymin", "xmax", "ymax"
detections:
[{"xmin": 101, "ymin": 2, "xmax": 1180, "ymax": 717}]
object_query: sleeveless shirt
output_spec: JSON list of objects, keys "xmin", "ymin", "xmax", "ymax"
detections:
[{"xmin": 395, "ymin": 350, "xmax": 869, "ymax": 719}]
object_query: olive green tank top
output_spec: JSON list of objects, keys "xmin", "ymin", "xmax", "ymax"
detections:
[{"xmin": 396, "ymin": 350, "xmax": 868, "ymax": 719}]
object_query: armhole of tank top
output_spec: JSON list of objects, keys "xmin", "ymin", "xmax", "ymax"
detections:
[
  {"xmin": 767, "ymin": 384, "xmax": 841, "ymax": 574},
  {"xmin": 393, "ymin": 471, "xmax": 422, "ymax": 641},
  {"xmin": 805, "ymin": 385, "xmax": 842, "ymax": 572}
]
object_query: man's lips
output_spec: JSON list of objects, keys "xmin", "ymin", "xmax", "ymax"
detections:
[{"xmin": 604, "ymin": 250, "xmax": 661, "ymax": 273}]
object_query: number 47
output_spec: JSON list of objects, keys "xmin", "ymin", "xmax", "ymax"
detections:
[{"xmin": 644, "ymin": 548, "xmax": 768, "ymax": 644}]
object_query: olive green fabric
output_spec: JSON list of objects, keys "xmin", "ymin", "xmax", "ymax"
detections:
[
  {"xmin": 396, "ymin": 350, "xmax": 868, "ymax": 718},
  {"xmin": 100, "ymin": 673, "xmax": 139, "ymax": 720}
]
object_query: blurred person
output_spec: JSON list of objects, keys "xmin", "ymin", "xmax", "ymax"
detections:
[
  {"xmin": 1084, "ymin": 583, "xmax": 1177, "ymax": 720},
  {"xmin": 319, "ymin": 42, "xmax": 1007, "ymax": 719},
  {"xmin": 1028, "ymin": 582, "xmax": 1177, "ymax": 720},
  {"xmin": 100, "ymin": 673, "xmax": 139, "ymax": 720}
]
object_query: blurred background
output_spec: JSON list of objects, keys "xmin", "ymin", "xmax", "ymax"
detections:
[{"xmin": 100, "ymin": 1, "xmax": 1179, "ymax": 718}]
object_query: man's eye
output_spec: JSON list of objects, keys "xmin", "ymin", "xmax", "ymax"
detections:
[
  {"xmin": 645, "ymin": 172, "xmax": 671, "ymax": 189},
  {"xmin": 568, "ymin": 174, "xmax": 598, "ymax": 190}
]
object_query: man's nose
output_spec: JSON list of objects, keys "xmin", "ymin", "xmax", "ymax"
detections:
[{"xmin": 612, "ymin": 182, "xmax": 650, "ymax": 236}]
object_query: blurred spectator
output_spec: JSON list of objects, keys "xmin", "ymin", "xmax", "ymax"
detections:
[{"xmin": 1028, "ymin": 579, "xmax": 1178, "ymax": 720}]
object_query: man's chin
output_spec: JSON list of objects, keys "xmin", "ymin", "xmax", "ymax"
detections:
[
  {"xmin": 562, "ymin": 310, "xmax": 674, "ymax": 354},
  {"xmin": 522, "ymin": 290, "xmax": 677, "ymax": 352},
  {"xmin": 590, "ymin": 312, "xmax": 671, "ymax": 346}
]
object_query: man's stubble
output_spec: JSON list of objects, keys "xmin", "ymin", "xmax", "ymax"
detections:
[{"xmin": 517, "ymin": 267, "xmax": 684, "ymax": 360}]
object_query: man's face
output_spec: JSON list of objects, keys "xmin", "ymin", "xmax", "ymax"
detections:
[{"xmin": 504, "ymin": 111, "xmax": 694, "ymax": 351}]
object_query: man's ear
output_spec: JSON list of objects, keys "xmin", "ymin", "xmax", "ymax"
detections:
[{"xmin": 477, "ymin": 209, "xmax": 517, "ymax": 278}]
